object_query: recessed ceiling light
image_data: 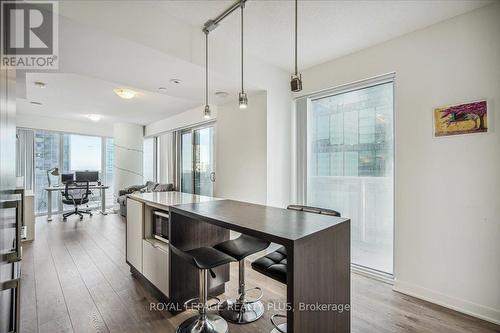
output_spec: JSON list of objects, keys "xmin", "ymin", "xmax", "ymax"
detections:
[
  {"xmin": 34, "ymin": 81, "xmax": 46, "ymax": 88},
  {"xmin": 215, "ymin": 91, "xmax": 229, "ymax": 98},
  {"xmin": 87, "ymin": 114, "xmax": 101, "ymax": 121},
  {"xmin": 158, "ymin": 87, "xmax": 167, "ymax": 92},
  {"xmin": 30, "ymin": 101, "xmax": 42, "ymax": 105},
  {"xmin": 170, "ymin": 79, "xmax": 181, "ymax": 85},
  {"xmin": 113, "ymin": 88, "xmax": 137, "ymax": 99}
]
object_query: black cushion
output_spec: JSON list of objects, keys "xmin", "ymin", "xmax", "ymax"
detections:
[
  {"xmin": 251, "ymin": 246, "xmax": 287, "ymax": 284},
  {"xmin": 251, "ymin": 205, "xmax": 340, "ymax": 284},
  {"xmin": 214, "ymin": 235, "xmax": 270, "ymax": 261},
  {"xmin": 117, "ymin": 195, "xmax": 127, "ymax": 205},
  {"xmin": 154, "ymin": 183, "xmax": 175, "ymax": 192},
  {"xmin": 62, "ymin": 198, "xmax": 89, "ymax": 205},
  {"xmin": 184, "ymin": 247, "xmax": 236, "ymax": 270}
]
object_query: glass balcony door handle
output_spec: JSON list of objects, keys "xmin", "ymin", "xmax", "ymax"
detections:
[
  {"xmin": 209, "ymin": 172, "xmax": 216, "ymax": 182},
  {"xmin": 0, "ymin": 277, "xmax": 20, "ymax": 291},
  {"xmin": 1, "ymin": 199, "xmax": 23, "ymax": 263},
  {"xmin": 0, "ymin": 277, "xmax": 21, "ymax": 333}
]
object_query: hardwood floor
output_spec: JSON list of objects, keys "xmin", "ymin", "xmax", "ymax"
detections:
[{"xmin": 20, "ymin": 213, "xmax": 499, "ymax": 333}]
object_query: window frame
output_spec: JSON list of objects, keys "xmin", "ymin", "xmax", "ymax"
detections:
[
  {"xmin": 18, "ymin": 127, "xmax": 114, "ymax": 216},
  {"xmin": 292, "ymin": 72, "xmax": 396, "ymax": 282},
  {"xmin": 177, "ymin": 121, "xmax": 217, "ymax": 196}
]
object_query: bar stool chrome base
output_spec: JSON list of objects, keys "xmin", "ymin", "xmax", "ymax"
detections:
[
  {"xmin": 271, "ymin": 324, "xmax": 287, "ymax": 333},
  {"xmin": 270, "ymin": 314, "xmax": 287, "ymax": 333},
  {"xmin": 219, "ymin": 299, "xmax": 265, "ymax": 324},
  {"xmin": 176, "ymin": 313, "xmax": 228, "ymax": 333}
]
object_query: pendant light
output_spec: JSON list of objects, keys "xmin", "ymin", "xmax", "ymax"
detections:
[
  {"xmin": 204, "ymin": 30, "xmax": 212, "ymax": 119},
  {"xmin": 290, "ymin": 0, "xmax": 303, "ymax": 92},
  {"xmin": 238, "ymin": 2, "xmax": 248, "ymax": 109}
]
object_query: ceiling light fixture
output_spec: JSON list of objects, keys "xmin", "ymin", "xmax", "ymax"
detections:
[
  {"xmin": 170, "ymin": 79, "xmax": 182, "ymax": 85},
  {"xmin": 113, "ymin": 88, "xmax": 137, "ymax": 99},
  {"xmin": 203, "ymin": 30, "xmax": 211, "ymax": 119},
  {"xmin": 238, "ymin": 2, "xmax": 248, "ymax": 109},
  {"xmin": 203, "ymin": 0, "xmax": 248, "ymax": 113},
  {"xmin": 34, "ymin": 81, "xmax": 46, "ymax": 88},
  {"xmin": 290, "ymin": 0, "xmax": 303, "ymax": 92},
  {"xmin": 87, "ymin": 114, "xmax": 101, "ymax": 121},
  {"xmin": 158, "ymin": 87, "xmax": 167, "ymax": 93}
]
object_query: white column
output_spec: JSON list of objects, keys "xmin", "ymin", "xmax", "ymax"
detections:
[{"xmin": 113, "ymin": 123, "xmax": 144, "ymax": 199}]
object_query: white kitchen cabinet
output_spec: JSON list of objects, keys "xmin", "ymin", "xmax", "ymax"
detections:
[
  {"xmin": 142, "ymin": 239, "xmax": 169, "ymax": 297},
  {"xmin": 126, "ymin": 198, "xmax": 144, "ymax": 272}
]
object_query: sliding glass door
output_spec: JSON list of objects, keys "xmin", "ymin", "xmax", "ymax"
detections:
[
  {"xmin": 180, "ymin": 125, "xmax": 215, "ymax": 196},
  {"xmin": 305, "ymin": 80, "xmax": 394, "ymax": 275},
  {"xmin": 181, "ymin": 131, "xmax": 193, "ymax": 193},
  {"xmin": 194, "ymin": 127, "xmax": 215, "ymax": 196}
]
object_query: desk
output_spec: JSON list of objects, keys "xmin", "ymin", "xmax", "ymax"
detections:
[
  {"xmin": 170, "ymin": 200, "xmax": 351, "ymax": 333},
  {"xmin": 44, "ymin": 184, "xmax": 109, "ymax": 221}
]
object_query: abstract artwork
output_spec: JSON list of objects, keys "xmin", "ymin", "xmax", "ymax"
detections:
[{"xmin": 434, "ymin": 100, "xmax": 488, "ymax": 137}]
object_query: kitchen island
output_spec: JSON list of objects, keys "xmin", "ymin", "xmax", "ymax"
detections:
[
  {"xmin": 126, "ymin": 193, "xmax": 350, "ymax": 332},
  {"xmin": 125, "ymin": 192, "xmax": 225, "ymax": 303}
]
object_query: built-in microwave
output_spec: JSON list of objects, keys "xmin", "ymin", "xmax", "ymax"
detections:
[{"xmin": 152, "ymin": 210, "xmax": 169, "ymax": 243}]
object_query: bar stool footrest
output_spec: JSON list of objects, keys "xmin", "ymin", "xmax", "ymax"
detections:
[
  {"xmin": 208, "ymin": 296, "xmax": 221, "ymax": 310},
  {"xmin": 238, "ymin": 286, "xmax": 263, "ymax": 304},
  {"xmin": 184, "ymin": 296, "xmax": 221, "ymax": 311},
  {"xmin": 271, "ymin": 314, "xmax": 287, "ymax": 333},
  {"xmin": 183, "ymin": 297, "xmax": 199, "ymax": 310}
]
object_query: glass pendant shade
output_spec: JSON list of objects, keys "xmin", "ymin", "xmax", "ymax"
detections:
[
  {"xmin": 239, "ymin": 92, "xmax": 248, "ymax": 109},
  {"xmin": 204, "ymin": 105, "xmax": 211, "ymax": 119}
]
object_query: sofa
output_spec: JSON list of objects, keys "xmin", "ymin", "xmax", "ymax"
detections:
[{"xmin": 117, "ymin": 181, "xmax": 175, "ymax": 217}]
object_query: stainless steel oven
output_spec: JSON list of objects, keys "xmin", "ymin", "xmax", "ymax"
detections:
[{"xmin": 152, "ymin": 210, "xmax": 169, "ymax": 243}]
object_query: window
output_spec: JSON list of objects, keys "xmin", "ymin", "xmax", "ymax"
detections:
[
  {"xmin": 61, "ymin": 134, "xmax": 102, "ymax": 210},
  {"xmin": 16, "ymin": 128, "xmax": 35, "ymax": 190},
  {"xmin": 179, "ymin": 124, "xmax": 215, "ymax": 196},
  {"xmin": 180, "ymin": 131, "xmax": 193, "ymax": 194},
  {"xmin": 30, "ymin": 129, "xmax": 114, "ymax": 215},
  {"xmin": 34, "ymin": 130, "xmax": 60, "ymax": 214},
  {"xmin": 62, "ymin": 134, "xmax": 102, "ymax": 173},
  {"xmin": 298, "ymin": 78, "xmax": 394, "ymax": 275}
]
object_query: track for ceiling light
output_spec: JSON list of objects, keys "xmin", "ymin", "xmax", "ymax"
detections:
[{"xmin": 201, "ymin": 0, "xmax": 302, "ymax": 119}]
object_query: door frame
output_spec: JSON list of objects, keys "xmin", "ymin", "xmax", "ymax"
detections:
[
  {"xmin": 178, "ymin": 122, "xmax": 216, "ymax": 196},
  {"xmin": 293, "ymin": 72, "xmax": 396, "ymax": 282}
]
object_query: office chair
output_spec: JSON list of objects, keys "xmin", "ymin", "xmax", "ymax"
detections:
[{"xmin": 61, "ymin": 181, "xmax": 93, "ymax": 221}]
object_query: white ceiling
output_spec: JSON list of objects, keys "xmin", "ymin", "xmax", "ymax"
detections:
[
  {"xmin": 18, "ymin": 0, "xmax": 494, "ymax": 126},
  {"xmin": 19, "ymin": 73, "xmax": 201, "ymax": 125},
  {"xmin": 151, "ymin": 0, "xmax": 494, "ymax": 71}
]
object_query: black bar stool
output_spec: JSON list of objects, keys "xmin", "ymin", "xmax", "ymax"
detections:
[
  {"xmin": 173, "ymin": 246, "xmax": 237, "ymax": 333},
  {"xmin": 251, "ymin": 205, "xmax": 341, "ymax": 333},
  {"xmin": 214, "ymin": 234, "xmax": 270, "ymax": 324}
]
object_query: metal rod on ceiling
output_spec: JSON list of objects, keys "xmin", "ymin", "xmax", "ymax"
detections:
[
  {"xmin": 241, "ymin": 4, "xmax": 244, "ymax": 93},
  {"xmin": 203, "ymin": 0, "xmax": 247, "ymax": 33},
  {"xmin": 294, "ymin": 0, "xmax": 298, "ymax": 75}
]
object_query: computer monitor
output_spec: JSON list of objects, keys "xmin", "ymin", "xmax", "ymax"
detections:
[
  {"xmin": 61, "ymin": 173, "xmax": 74, "ymax": 183},
  {"xmin": 75, "ymin": 171, "xmax": 99, "ymax": 183}
]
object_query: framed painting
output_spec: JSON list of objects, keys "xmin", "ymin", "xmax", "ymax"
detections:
[{"xmin": 433, "ymin": 100, "xmax": 488, "ymax": 137}]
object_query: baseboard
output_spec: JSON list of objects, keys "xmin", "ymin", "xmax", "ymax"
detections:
[{"xmin": 393, "ymin": 279, "xmax": 500, "ymax": 326}]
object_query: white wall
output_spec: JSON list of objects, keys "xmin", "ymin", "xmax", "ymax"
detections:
[
  {"xmin": 16, "ymin": 113, "xmax": 113, "ymax": 137},
  {"xmin": 145, "ymin": 92, "xmax": 268, "ymax": 205},
  {"xmin": 113, "ymin": 123, "xmax": 144, "ymax": 197},
  {"xmin": 297, "ymin": 3, "xmax": 500, "ymax": 324},
  {"xmin": 215, "ymin": 92, "xmax": 267, "ymax": 204}
]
